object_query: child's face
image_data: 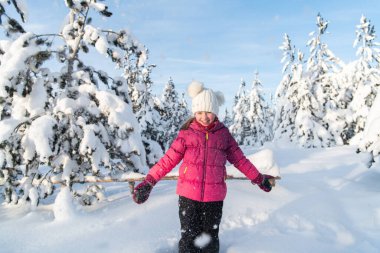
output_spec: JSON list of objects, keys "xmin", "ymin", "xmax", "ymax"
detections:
[{"xmin": 195, "ymin": 111, "xmax": 216, "ymax": 126}]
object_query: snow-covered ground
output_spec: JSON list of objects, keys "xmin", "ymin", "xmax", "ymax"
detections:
[{"xmin": 1, "ymin": 145, "xmax": 380, "ymax": 253}]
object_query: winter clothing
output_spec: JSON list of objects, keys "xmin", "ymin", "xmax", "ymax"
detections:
[
  {"xmin": 251, "ymin": 173, "xmax": 274, "ymax": 192},
  {"xmin": 132, "ymin": 174, "xmax": 156, "ymax": 204},
  {"xmin": 188, "ymin": 81, "xmax": 225, "ymax": 116},
  {"xmin": 147, "ymin": 119, "xmax": 262, "ymax": 202},
  {"xmin": 178, "ymin": 196, "xmax": 223, "ymax": 253}
]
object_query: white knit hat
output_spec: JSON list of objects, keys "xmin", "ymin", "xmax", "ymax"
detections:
[{"xmin": 188, "ymin": 80, "xmax": 225, "ymax": 116}]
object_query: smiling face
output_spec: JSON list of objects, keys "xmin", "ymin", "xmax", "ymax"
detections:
[{"xmin": 194, "ymin": 111, "xmax": 216, "ymax": 126}]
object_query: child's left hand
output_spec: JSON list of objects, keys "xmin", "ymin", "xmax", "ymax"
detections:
[
  {"xmin": 251, "ymin": 174, "xmax": 276, "ymax": 192},
  {"xmin": 259, "ymin": 175, "xmax": 274, "ymax": 192}
]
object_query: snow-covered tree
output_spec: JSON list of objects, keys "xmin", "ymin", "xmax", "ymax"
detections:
[
  {"xmin": 323, "ymin": 68, "xmax": 353, "ymax": 145},
  {"xmin": 230, "ymin": 78, "xmax": 250, "ymax": 145},
  {"xmin": 126, "ymin": 59, "xmax": 163, "ymax": 167},
  {"xmin": 276, "ymin": 45, "xmax": 328, "ymax": 148},
  {"xmin": 275, "ymin": 14, "xmax": 344, "ymax": 148},
  {"xmin": 274, "ymin": 14, "xmax": 380, "ymax": 149},
  {"xmin": 293, "ymin": 76, "xmax": 336, "ymax": 148},
  {"xmin": 273, "ymin": 33, "xmax": 298, "ymax": 142},
  {"xmin": 156, "ymin": 77, "xmax": 190, "ymax": 150},
  {"xmin": 358, "ymin": 90, "xmax": 380, "ymax": 166},
  {"xmin": 244, "ymin": 71, "xmax": 273, "ymax": 146},
  {"xmin": 345, "ymin": 15, "xmax": 380, "ymax": 144},
  {"xmin": 303, "ymin": 13, "xmax": 344, "ymax": 147},
  {"xmin": 354, "ymin": 15, "xmax": 380, "ymax": 67},
  {"xmin": 279, "ymin": 33, "xmax": 295, "ymax": 75},
  {"xmin": 0, "ymin": 1, "xmax": 148, "ymax": 206},
  {"xmin": 179, "ymin": 92, "xmax": 191, "ymax": 120},
  {"xmin": 274, "ymin": 15, "xmax": 341, "ymax": 147},
  {"xmin": 223, "ymin": 108, "xmax": 233, "ymax": 128}
]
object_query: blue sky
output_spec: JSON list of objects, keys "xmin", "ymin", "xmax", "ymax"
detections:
[{"xmin": 5, "ymin": 0, "xmax": 380, "ymax": 112}]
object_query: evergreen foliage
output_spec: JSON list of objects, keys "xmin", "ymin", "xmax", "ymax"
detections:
[
  {"xmin": 344, "ymin": 15, "xmax": 380, "ymax": 144},
  {"xmin": 275, "ymin": 14, "xmax": 345, "ymax": 147},
  {"xmin": 127, "ymin": 61, "xmax": 163, "ymax": 167},
  {"xmin": 0, "ymin": 0, "xmax": 149, "ymax": 206},
  {"xmin": 273, "ymin": 33, "xmax": 297, "ymax": 142},
  {"xmin": 273, "ymin": 14, "xmax": 380, "ymax": 163},
  {"xmin": 156, "ymin": 78, "xmax": 190, "ymax": 151},
  {"xmin": 229, "ymin": 74, "xmax": 273, "ymax": 147},
  {"xmin": 244, "ymin": 72, "xmax": 273, "ymax": 146},
  {"xmin": 229, "ymin": 79, "xmax": 250, "ymax": 145},
  {"xmin": 222, "ymin": 108, "xmax": 233, "ymax": 128}
]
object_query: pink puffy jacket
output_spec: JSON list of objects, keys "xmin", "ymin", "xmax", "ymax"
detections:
[{"xmin": 148, "ymin": 120, "xmax": 260, "ymax": 202}]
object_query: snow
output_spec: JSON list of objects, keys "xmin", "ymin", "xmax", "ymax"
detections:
[
  {"xmin": 56, "ymin": 154, "xmax": 78, "ymax": 184},
  {"xmin": 83, "ymin": 25, "xmax": 109, "ymax": 55},
  {"xmin": 359, "ymin": 92, "xmax": 380, "ymax": 156},
  {"xmin": 227, "ymin": 148, "xmax": 281, "ymax": 178},
  {"xmin": 194, "ymin": 233, "xmax": 211, "ymax": 248},
  {"xmin": 22, "ymin": 115, "xmax": 57, "ymax": 162},
  {"xmin": 53, "ymin": 186, "xmax": 78, "ymax": 222},
  {"xmin": 0, "ymin": 118, "xmax": 23, "ymax": 142},
  {"xmin": 1, "ymin": 145, "xmax": 379, "ymax": 253},
  {"xmin": 95, "ymin": 36, "xmax": 109, "ymax": 55},
  {"xmin": 26, "ymin": 78, "xmax": 48, "ymax": 117},
  {"xmin": 0, "ymin": 32, "xmax": 40, "ymax": 97},
  {"xmin": 89, "ymin": 2, "xmax": 107, "ymax": 12}
]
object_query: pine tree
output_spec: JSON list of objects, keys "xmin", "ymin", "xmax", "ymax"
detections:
[
  {"xmin": 244, "ymin": 71, "xmax": 273, "ymax": 146},
  {"xmin": 354, "ymin": 15, "xmax": 380, "ymax": 66},
  {"xmin": 156, "ymin": 77, "xmax": 189, "ymax": 150},
  {"xmin": 230, "ymin": 79, "xmax": 250, "ymax": 145},
  {"xmin": 223, "ymin": 108, "xmax": 233, "ymax": 128},
  {"xmin": 280, "ymin": 13, "xmax": 344, "ymax": 148},
  {"xmin": 129, "ymin": 61, "xmax": 163, "ymax": 167},
  {"xmin": 350, "ymin": 16, "xmax": 380, "ymax": 166},
  {"xmin": 179, "ymin": 91, "xmax": 191, "ymax": 123},
  {"xmin": 273, "ymin": 33, "xmax": 297, "ymax": 142},
  {"xmin": 323, "ymin": 69, "xmax": 352, "ymax": 145},
  {"xmin": 346, "ymin": 15, "xmax": 380, "ymax": 144},
  {"xmin": 304, "ymin": 13, "xmax": 344, "ymax": 147},
  {"xmin": 358, "ymin": 91, "xmax": 380, "ymax": 166},
  {"xmin": 275, "ymin": 24, "xmax": 341, "ymax": 148},
  {"xmin": 0, "ymin": 1, "xmax": 148, "ymax": 206},
  {"xmin": 293, "ymin": 76, "xmax": 332, "ymax": 148}
]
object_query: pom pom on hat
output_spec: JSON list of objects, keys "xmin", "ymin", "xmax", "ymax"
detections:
[
  {"xmin": 188, "ymin": 80, "xmax": 204, "ymax": 98},
  {"xmin": 187, "ymin": 80, "xmax": 225, "ymax": 116},
  {"xmin": 214, "ymin": 91, "xmax": 225, "ymax": 106}
]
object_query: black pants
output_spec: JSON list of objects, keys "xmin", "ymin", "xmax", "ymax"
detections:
[{"xmin": 178, "ymin": 196, "xmax": 223, "ymax": 253}]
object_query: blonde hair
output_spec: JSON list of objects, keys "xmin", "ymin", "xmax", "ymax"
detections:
[{"xmin": 180, "ymin": 117, "xmax": 195, "ymax": 130}]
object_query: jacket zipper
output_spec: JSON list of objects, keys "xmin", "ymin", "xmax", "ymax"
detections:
[{"xmin": 201, "ymin": 131, "xmax": 209, "ymax": 201}]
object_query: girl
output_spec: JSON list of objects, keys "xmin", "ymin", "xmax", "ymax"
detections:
[{"xmin": 133, "ymin": 81, "xmax": 274, "ymax": 253}]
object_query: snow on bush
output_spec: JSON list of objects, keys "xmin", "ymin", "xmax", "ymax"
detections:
[{"xmin": 0, "ymin": 0, "xmax": 151, "ymax": 207}]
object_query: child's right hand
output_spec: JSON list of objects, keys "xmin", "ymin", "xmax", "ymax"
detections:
[
  {"xmin": 251, "ymin": 174, "xmax": 274, "ymax": 192},
  {"xmin": 132, "ymin": 175, "xmax": 156, "ymax": 204}
]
